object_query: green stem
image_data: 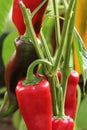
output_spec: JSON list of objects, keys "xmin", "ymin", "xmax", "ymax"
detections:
[
  {"xmin": 57, "ymin": 86, "xmax": 65, "ymax": 117},
  {"xmin": 20, "ymin": 2, "xmax": 44, "ymax": 59},
  {"xmin": 53, "ymin": 0, "xmax": 77, "ymax": 73},
  {"xmin": 52, "ymin": 0, "xmax": 61, "ymax": 47},
  {"xmin": 40, "ymin": 30, "xmax": 53, "ymax": 63},
  {"xmin": 23, "ymin": 59, "xmax": 52, "ymax": 85},
  {"xmin": 48, "ymin": 74, "xmax": 59, "ymax": 116},
  {"xmin": 63, "ymin": 0, "xmax": 68, "ymax": 9},
  {"xmin": 51, "ymin": 0, "xmax": 77, "ymax": 117},
  {"xmin": 61, "ymin": 0, "xmax": 77, "ymax": 99},
  {"xmin": 32, "ymin": 0, "xmax": 47, "ymax": 18}
]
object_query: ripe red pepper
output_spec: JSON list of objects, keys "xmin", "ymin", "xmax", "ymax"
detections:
[
  {"xmin": 52, "ymin": 117, "xmax": 74, "ymax": 130},
  {"xmin": 65, "ymin": 71, "xmax": 79, "ymax": 119},
  {"xmin": 57, "ymin": 71, "xmax": 79, "ymax": 119},
  {"xmin": 16, "ymin": 74, "xmax": 52, "ymax": 130},
  {"xmin": 12, "ymin": 0, "xmax": 49, "ymax": 37}
]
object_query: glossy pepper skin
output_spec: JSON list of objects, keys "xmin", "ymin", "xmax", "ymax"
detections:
[
  {"xmin": 16, "ymin": 74, "xmax": 52, "ymax": 130},
  {"xmin": 0, "ymin": 38, "xmax": 38, "ymax": 118},
  {"xmin": 5, "ymin": 37, "xmax": 37, "ymax": 100},
  {"xmin": 12, "ymin": 0, "xmax": 49, "ymax": 37},
  {"xmin": 65, "ymin": 71, "xmax": 79, "ymax": 119},
  {"xmin": 52, "ymin": 117, "xmax": 74, "ymax": 130},
  {"xmin": 57, "ymin": 71, "xmax": 79, "ymax": 119}
]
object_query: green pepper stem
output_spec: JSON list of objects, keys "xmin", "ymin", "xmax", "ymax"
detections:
[
  {"xmin": 52, "ymin": 0, "xmax": 61, "ymax": 47},
  {"xmin": 53, "ymin": 0, "xmax": 77, "ymax": 73},
  {"xmin": 47, "ymin": 74, "xmax": 59, "ymax": 116},
  {"xmin": 50, "ymin": 0, "xmax": 77, "ymax": 117},
  {"xmin": 57, "ymin": 86, "xmax": 65, "ymax": 117},
  {"xmin": 63, "ymin": 0, "xmax": 68, "ymax": 9},
  {"xmin": 23, "ymin": 59, "xmax": 52, "ymax": 85},
  {"xmin": 20, "ymin": 2, "xmax": 44, "ymax": 59},
  {"xmin": 40, "ymin": 30, "xmax": 53, "ymax": 63},
  {"xmin": 61, "ymin": 0, "xmax": 77, "ymax": 103},
  {"xmin": 31, "ymin": 0, "xmax": 47, "ymax": 18}
]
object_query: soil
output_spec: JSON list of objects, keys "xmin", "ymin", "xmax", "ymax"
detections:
[{"xmin": 0, "ymin": 116, "xmax": 16, "ymax": 130}]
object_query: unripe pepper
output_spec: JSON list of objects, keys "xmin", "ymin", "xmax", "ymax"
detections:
[
  {"xmin": 5, "ymin": 37, "xmax": 37, "ymax": 99},
  {"xmin": 52, "ymin": 117, "xmax": 74, "ymax": 130},
  {"xmin": 0, "ymin": 38, "xmax": 38, "ymax": 117},
  {"xmin": 12, "ymin": 0, "xmax": 49, "ymax": 37},
  {"xmin": 57, "ymin": 71, "xmax": 79, "ymax": 119},
  {"xmin": 16, "ymin": 74, "xmax": 52, "ymax": 130}
]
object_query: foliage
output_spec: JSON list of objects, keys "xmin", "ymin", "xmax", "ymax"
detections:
[
  {"xmin": 74, "ymin": 28, "xmax": 87, "ymax": 86},
  {"xmin": 0, "ymin": 1, "xmax": 87, "ymax": 130},
  {"xmin": 0, "ymin": 0, "xmax": 12, "ymax": 36},
  {"xmin": 76, "ymin": 94, "xmax": 87, "ymax": 129}
]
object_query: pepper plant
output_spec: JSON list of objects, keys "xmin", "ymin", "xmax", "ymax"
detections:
[{"xmin": 0, "ymin": 0, "xmax": 87, "ymax": 130}]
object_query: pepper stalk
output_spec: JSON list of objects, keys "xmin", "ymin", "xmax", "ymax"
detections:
[
  {"xmin": 19, "ymin": 0, "xmax": 78, "ymax": 118},
  {"xmin": 61, "ymin": 0, "xmax": 77, "ymax": 105},
  {"xmin": 20, "ymin": 2, "xmax": 44, "ymax": 59},
  {"xmin": 47, "ymin": 0, "xmax": 77, "ymax": 117}
]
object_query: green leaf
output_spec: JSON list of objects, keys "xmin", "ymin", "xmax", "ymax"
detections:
[
  {"xmin": 73, "ymin": 28, "xmax": 87, "ymax": 86},
  {"xmin": 12, "ymin": 110, "xmax": 21, "ymax": 129},
  {"xmin": 2, "ymin": 31, "xmax": 18, "ymax": 66},
  {"xmin": 0, "ymin": 0, "xmax": 12, "ymax": 36},
  {"xmin": 76, "ymin": 94, "xmax": 87, "ymax": 129},
  {"xmin": 13, "ymin": 109, "xmax": 26, "ymax": 130},
  {"xmin": 19, "ymin": 118, "xmax": 27, "ymax": 130},
  {"xmin": 0, "ymin": 99, "xmax": 3, "ymax": 105},
  {"xmin": 0, "ymin": 87, "xmax": 6, "ymax": 94}
]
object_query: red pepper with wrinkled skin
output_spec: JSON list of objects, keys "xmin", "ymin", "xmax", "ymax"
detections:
[
  {"xmin": 12, "ymin": 0, "xmax": 49, "ymax": 37},
  {"xmin": 16, "ymin": 74, "xmax": 52, "ymax": 130},
  {"xmin": 57, "ymin": 71, "xmax": 79, "ymax": 119},
  {"xmin": 52, "ymin": 117, "xmax": 74, "ymax": 130}
]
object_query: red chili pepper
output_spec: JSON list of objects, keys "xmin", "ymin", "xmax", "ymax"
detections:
[
  {"xmin": 52, "ymin": 117, "xmax": 74, "ymax": 130},
  {"xmin": 65, "ymin": 71, "xmax": 79, "ymax": 119},
  {"xmin": 12, "ymin": 0, "xmax": 49, "ymax": 37},
  {"xmin": 57, "ymin": 70, "xmax": 79, "ymax": 119},
  {"xmin": 16, "ymin": 74, "xmax": 52, "ymax": 130}
]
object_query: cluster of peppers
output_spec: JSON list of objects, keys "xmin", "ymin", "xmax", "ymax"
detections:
[
  {"xmin": 15, "ymin": 70, "xmax": 79, "ymax": 130},
  {"xmin": 0, "ymin": 0, "xmax": 80, "ymax": 130}
]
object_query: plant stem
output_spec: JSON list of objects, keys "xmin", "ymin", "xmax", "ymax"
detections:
[
  {"xmin": 40, "ymin": 30, "xmax": 53, "ymax": 63},
  {"xmin": 20, "ymin": 2, "xmax": 44, "ymax": 59},
  {"xmin": 24, "ymin": 59, "xmax": 52, "ymax": 85},
  {"xmin": 61, "ymin": 0, "xmax": 77, "ymax": 101},
  {"xmin": 47, "ymin": 74, "xmax": 59, "ymax": 116},
  {"xmin": 59, "ymin": 0, "xmax": 77, "ymax": 117},
  {"xmin": 50, "ymin": 0, "xmax": 77, "ymax": 117},
  {"xmin": 56, "ymin": 85, "xmax": 65, "ymax": 117},
  {"xmin": 63, "ymin": 0, "xmax": 68, "ymax": 9},
  {"xmin": 52, "ymin": 0, "xmax": 61, "ymax": 47},
  {"xmin": 53, "ymin": 0, "xmax": 77, "ymax": 73},
  {"xmin": 32, "ymin": 0, "xmax": 47, "ymax": 17}
]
